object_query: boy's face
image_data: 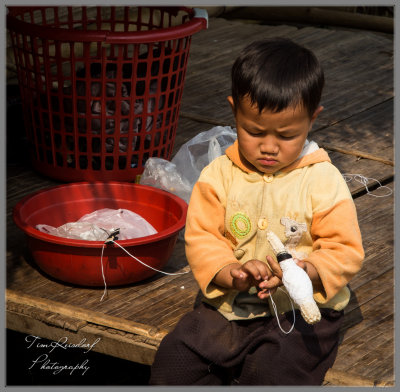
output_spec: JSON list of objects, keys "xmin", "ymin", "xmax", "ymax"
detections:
[{"xmin": 228, "ymin": 96, "xmax": 322, "ymax": 174}]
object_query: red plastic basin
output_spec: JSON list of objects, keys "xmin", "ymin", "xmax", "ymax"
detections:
[{"xmin": 13, "ymin": 182, "xmax": 187, "ymax": 286}]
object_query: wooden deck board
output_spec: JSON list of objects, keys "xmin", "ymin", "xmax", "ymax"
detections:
[
  {"xmin": 332, "ymin": 184, "xmax": 394, "ymax": 383},
  {"xmin": 6, "ymin": 15, "xmax": 394, "ymax": 386},
  {"xmin": 312, "ymin": 99, "xmax": 394, "ymax": 162}
]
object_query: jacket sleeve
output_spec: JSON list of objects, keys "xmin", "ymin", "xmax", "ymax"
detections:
[
  {"xmin": 185, "ymin": 162, "xmax": 238, "ymax": 299},
  {"xmin": 304, "ymin": 165, "xmax": 364, "ymax": 304}
]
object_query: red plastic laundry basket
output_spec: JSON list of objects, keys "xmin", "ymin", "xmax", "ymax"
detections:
[{"xmin": 7, "ymin": 6, "xmax": 207, "ymax": 182}]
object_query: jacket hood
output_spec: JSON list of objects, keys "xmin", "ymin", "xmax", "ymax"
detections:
[{"xmin": 225, "ymin": 139, "xmax": 331, "ymax": 174}]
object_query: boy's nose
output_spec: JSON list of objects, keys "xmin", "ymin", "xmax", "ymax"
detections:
[{"xmin": 260, "ymin": 136, "xmax": 279, "ymax": 154}]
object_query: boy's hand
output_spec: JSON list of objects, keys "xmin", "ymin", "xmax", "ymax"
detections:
[
  {"xmin": 257, "ymin": 255, "xmax": 284, "ymax": 299},
  {"xmin": 258, "ymin": 256, "xmax": 322, "ymax": 298},
  {"xmin": 215, "ymin": 256, "xmax": 316, "ymax": 300},
  {"xmin": 230, "ymin": 259, "xmax": 270, "ymax": 293}
]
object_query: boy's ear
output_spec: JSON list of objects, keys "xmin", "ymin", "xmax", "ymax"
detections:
[
  {"xmin": 311, "ymin": 105, "xmax": 324, "ymax": 123},
  {"xmin": 227, "ymin": 96, "xmax": 235, "ymax": 113}
]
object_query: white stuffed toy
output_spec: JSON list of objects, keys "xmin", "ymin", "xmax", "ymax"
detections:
[{"xmin": 267, "ymin": 231, "xmax": 321, "ymax": 325}]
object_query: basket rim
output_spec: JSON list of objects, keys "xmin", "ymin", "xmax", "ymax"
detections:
[
  {"xmin": 13, "ymin": 181, "xmax": 188, "ymax": 248},
  {"xmin": 6, "ymin": 6, "xmax": 207, "ymax": 43}
]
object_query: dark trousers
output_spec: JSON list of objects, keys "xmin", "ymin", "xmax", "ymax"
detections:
[{"xmin": 149, "ymin": 302, "xmax": 343, "ymax": 385}]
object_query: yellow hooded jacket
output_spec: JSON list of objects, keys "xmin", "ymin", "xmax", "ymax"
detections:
[{"xmin": 185, "ymin": 140, "xmax": 364, "ymax": 320}]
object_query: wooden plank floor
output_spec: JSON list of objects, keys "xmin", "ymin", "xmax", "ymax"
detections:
[{"xmin": 6, "ymin": 16, "xmax": 394, "ymax": 386}]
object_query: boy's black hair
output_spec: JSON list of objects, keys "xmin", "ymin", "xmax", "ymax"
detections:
[{"xmin": 231, "ymin": 38, "xmax": 324, "ymax": 117}]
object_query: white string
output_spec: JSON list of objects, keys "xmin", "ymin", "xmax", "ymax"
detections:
[
  {"xmin": 100, "ymin": 243, "xmax": 108, "ymax": 302},
  {"xmin": 100, "ymin": 239, "xmax": 189, "ymax": 302},
  {"xmin": 269, "ymin": 288, "xmax": 296, "ymax": 335},
  {"xmin": 343, "ymin": 173, "xmax": 392, "ymax": 197}
]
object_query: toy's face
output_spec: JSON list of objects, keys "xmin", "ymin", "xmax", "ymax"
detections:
[{"xmin": 229, "ymin": 96, "xmax": 321, "ymax": 175}]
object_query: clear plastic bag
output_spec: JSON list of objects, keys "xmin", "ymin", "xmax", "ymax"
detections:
[
  {"xmin": 36, "ymin": 208, "xmax": 157, "ymax": 241},
  {"xmin": 171, "ymin": 126, "xmax": 237, "ymax": 186},
  {"xmin": 37, "ymin": 221, "xmax": 111, "ymax": 241},
  {"xmin": 140, "ymin": 126, "xmax": 237, "ymax": 202},
  {"xmin": 139, "ymin": 158, "xmax": 193, "ymax": 203}
]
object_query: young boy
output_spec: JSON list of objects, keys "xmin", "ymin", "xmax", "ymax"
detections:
[{"xmin": 149, "ymin": 38, "xmax": 364, "ymax": 385}]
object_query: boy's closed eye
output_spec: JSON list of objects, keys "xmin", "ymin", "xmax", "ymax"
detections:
[
  {"xmin": 278, "ymin": 132, "xmax": 297, "ymax": 140},
  {"xmin": 245, "ymin": 128, "xmax": 298, "ymax": 140},
  {"xmin": 244, "ymin": 127, "xmax": 264, "ymax": 137}
]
